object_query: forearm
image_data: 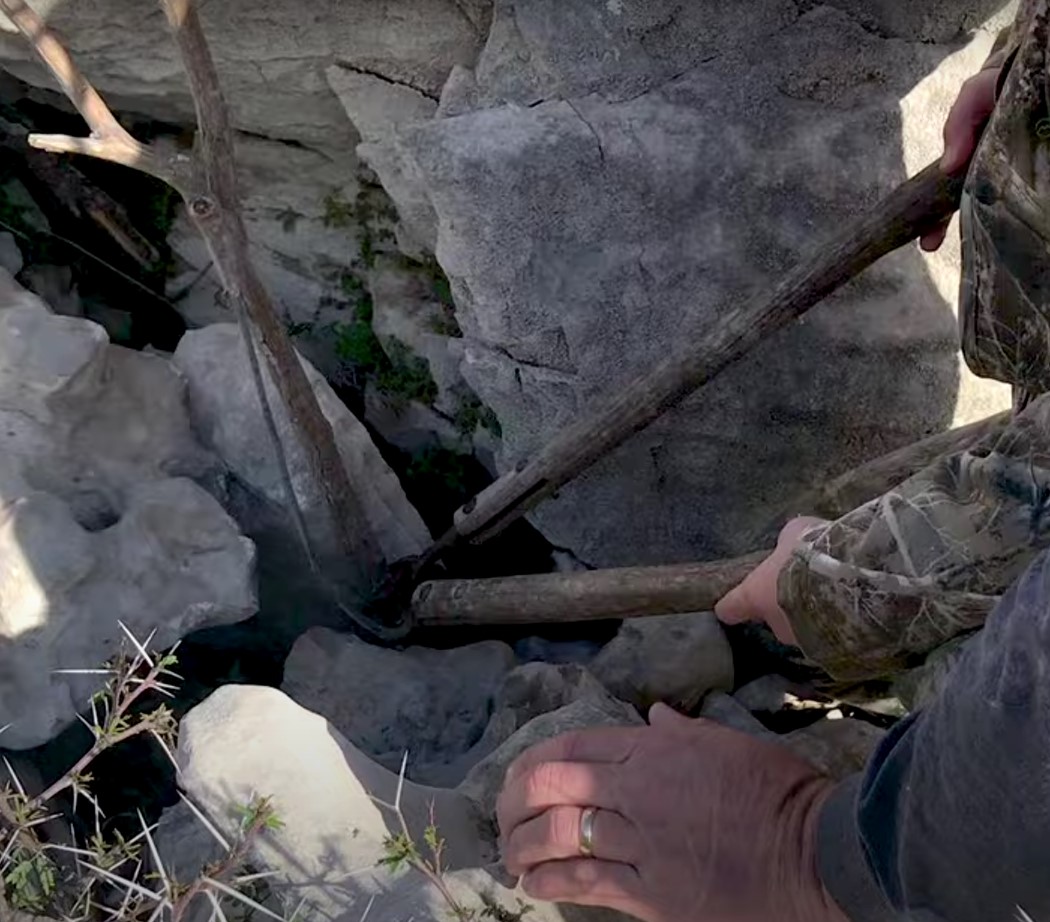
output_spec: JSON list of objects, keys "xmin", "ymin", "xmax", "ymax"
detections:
[{"xmin": 816, "ymin": 549, "xmax": 1050, "ymax": 921}]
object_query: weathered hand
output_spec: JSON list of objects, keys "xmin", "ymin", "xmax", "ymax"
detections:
[
  {"xmin": 715, "ymin": 516, "xmax": 826, "ymax": 645},
  {"xmin": 920, "ymin": 65, "xmax": 1000, "ymax": 252},
  {"xmin": 497, "ymin": 704, "xmax": 848, "ymax": 922}
]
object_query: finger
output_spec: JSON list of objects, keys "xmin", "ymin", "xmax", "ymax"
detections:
[
  {"xmin": 647, "ymin": 702, "xmax": 693, "ymax": 730},
  {"xmin": 941, "ymin": 69, "xmax": 998, "ymax": 174},
  {"xmin": 503, "ymin": 726, "xmax": 639, "ymax": 787},
  {"xmin": 522, "ymin": 858, "xmax": 643, "ymax": 912},
  {"xmin": 920, "ymin": 220, "xmax": 950, "ymax": 253},
  {"xmin": 497, "ymin": 760, "xmax": 621, "ymax": 835},
  {"xmin": 503, "ymin": 806, "xmax": 640, "ymax": 875}
]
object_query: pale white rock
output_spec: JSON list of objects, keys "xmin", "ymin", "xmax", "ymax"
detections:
[
  {"xmin": 0, "ymin": 479, "xmax": 256, "ymax": 749},
  {"xmin": 177, "ymin": 683, "xmax": 630, "ymax": 921},
  {"xmin": 590, "ymin": 612, "xmax": 734, "ymax": 712},
  {"xmin": 0, "ymin": 305, "xmax": 218, "ymax": 529},
  {"xmin": 173, "ymin": 323, "xmax": 431, "ymax": 565},
  {"xmin": 281, "ymin": 627, "xmax": 517, "ymax": 785}
]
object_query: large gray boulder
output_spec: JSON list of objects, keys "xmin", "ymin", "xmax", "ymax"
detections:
[
  {"xmin": 386, "ymin": 0, "xmax": 1012, "ymax": 566},
  {"xmin": 281, "ymin": 627, "xmax": 517, "ymax": 785}
]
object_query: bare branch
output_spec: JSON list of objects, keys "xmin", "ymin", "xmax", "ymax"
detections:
[{"xmin": 0, "ymin": 0, "xmax": 387, "ymax": 602}]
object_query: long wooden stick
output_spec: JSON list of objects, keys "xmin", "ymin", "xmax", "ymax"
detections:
[
  {"xmin": 415, "ymin": 409, "xmax": 1006, "ymax": 627},
  {"xmin": 424, "ymin": 162, "xmax": 966, "ymax": 562},
  {"xmin": 0, "ymin": 0, "xmax": 383, "ymax": 591},
  {"xmin": 412, "ymin": 551, "xmax": 769, "ymax": 627}
]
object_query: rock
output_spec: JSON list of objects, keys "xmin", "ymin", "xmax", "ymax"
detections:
[
  {"xmin": 0, "ymin": 266, "xmax": 48, "ymax": 313},
  {"xmin": 173, "ymin": 323, "xmax": 431, "ymax": 567},
  {"xmin": 327, "ymin": 65, "xmax": 440, "ymax": 255},
  {"xmin": 0, "ymin": 1, "xmax": 485, "ymax": 148},
  {"xmin": 281, "ymin": 627, "xmax": 516, "ymax": 785},
  {"xmin": 0, "ymin": 296, "xmax": 255, "ymax": 748},
  {"xmin": 384, "ymin": 0, "xmax": 1011, "ymax": 567},
  {"xmin": 19, "ymin": 264, "xmax": 81, "ymax": 319},
  {"xmin": 733, "ymin": 674, "xmax": 797, "ymax": 713},
  {"xmin": 0, "ymin": 479, "xmax": 256, "ymax": 748},
  {"xmin": 458, "ymin": 664, "xmax": 643, "ymax": 819},
  {"xmin": 784, "ymin": 717, "xmax": 886, "ymax": 780},
  {"xmin": 178, "ymin": 684, "xmax": 489, "ymax": 921},
  {"xmin": 699, "ymin": 692, "xmax": 778, "ymax": 740},
  {"xmin": 590, "ymin": 612, "xmax": 734, "ymax": 712},
  {"xmin": 0, "ymin": 230, "xmax": 22, "ymax": 275},
  {"xmin": 178, "ymin": 683, "xmax": 631, "ymax": 921},
  {"xmin": 0, "ymin": 305, "xmax": 219, "ymax": 528}
]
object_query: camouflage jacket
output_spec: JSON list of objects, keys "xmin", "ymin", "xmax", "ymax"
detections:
[{"xmin": 780, "ymin": 1, "xmax": 1050, "ymax": 699}]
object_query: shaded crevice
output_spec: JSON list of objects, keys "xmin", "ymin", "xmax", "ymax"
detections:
[{"xmin": 331, "ymin": 61, "xmax": 440, "ymax": 102}]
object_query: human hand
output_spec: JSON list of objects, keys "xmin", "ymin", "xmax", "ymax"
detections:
[
  {"xmin": 715, "ymin": 516, "xmax": 826, "ymax": 646},
  {"xmin": 497, "ymin": 704, "xmax": 847, "ymax": 922},
  {"xmin": 920, "ymin": 65, "xmax": 1000, "ymax": 252}
]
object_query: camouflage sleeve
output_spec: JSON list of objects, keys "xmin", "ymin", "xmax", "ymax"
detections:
[{"xmin": 778, "ymin": 395, "xmax": 1050, "ymax": 681}]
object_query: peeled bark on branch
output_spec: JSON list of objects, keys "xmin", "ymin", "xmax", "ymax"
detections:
[{"xmin": 0, "ymin": 0, "xmax": 383, "ymax": 591}]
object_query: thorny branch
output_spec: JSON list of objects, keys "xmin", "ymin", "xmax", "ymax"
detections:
[{"xmin": 0, "ymin": 0, "xmax": 384, "ymax": 596}]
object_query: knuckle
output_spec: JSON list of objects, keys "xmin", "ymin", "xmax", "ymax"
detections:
[{"xmin": 550, "ymin": 807, "xmax": 579, "ymax": 850}]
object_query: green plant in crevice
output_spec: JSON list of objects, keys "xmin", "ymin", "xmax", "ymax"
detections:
[
  {"xmin": 452, "ymin": 393, "xmax": 502, "ymax": 439},
  {"xmin": 405, "ymin": 446, "xmax": 473, "ymax": 499},
  {"xmin": 376, "ymin": 756, "xmax": 533, "ymax": 922},
  {"xmin": 376, "ymin": 339, "xmax": 438, "ymax": 408}
]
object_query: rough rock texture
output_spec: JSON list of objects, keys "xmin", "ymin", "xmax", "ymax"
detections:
[
  {"xmin": 281, "ymin": 627, "xmax": 517, "ymax": 785},
  {"xmin": 1, "ymin": 2, "xmax": 1013, "ymax": 566},
  {"xmin": 784, "ymin": 717, "xmax": 885, "ymax": 780},
  {"xmin": 0, "ymin": 478, "xmax": 255, "ymax": 748},
  {"xmin": 178, "ymin": 684, "xmax": 628, "ymax": 922},
  {"xmin": 0, "ymin": 296, "xmax": 261, "ymax": 748},
  {"xmin": 372, "ymin": 0, "xmax": 1010, "ymax": 567},
  {"xmin": 458, "ymin": 663, "xmax": 643, "ymax": 819},
  {"xmin": 173, "ymin": 323, "xmax": 431, "ymax": 567},
  {"xmin": 590, "ymin": 612, "xmax": 734, "ymax": 711}
]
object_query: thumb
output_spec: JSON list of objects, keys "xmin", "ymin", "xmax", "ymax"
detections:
[{"xmin": 648, "ymin": 702, "xmax": 693, "ymax": 730}]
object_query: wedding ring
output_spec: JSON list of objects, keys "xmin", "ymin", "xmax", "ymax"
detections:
[{"xmin": 579, "ymin": 806, "xmax": 597, "ymax": 857}]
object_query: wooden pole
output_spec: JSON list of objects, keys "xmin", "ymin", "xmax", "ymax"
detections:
[
  {"xmin": 415, "ymin": 410, "xmax": 1007, "ymax": 628},
  {"xmin": 412, "ymin": 551, "xmax": 769, "ymax": 627},
  {"xmin": 423, "ymin": 162, "xmax": 966, "ymax": 560}
]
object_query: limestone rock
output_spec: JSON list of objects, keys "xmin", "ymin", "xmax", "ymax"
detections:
[
  {"xmin": 0, "ymin": 266, "xmax": 48, "ymax": 313},
  {"xmin": 173, "ymin": 323, "xmax": 431, "ymax": 565},
  {"xmin": 0, "ymin": 297, "xmax": 254, "ymax": 748},
  {"xmin": 733, "ymin": 674, "xmax": 797, "ymax": 713},
  {"xmin": 177, "ymin": 685, "xmax": 491, "ymax": 921},
  {"xmin": 0, "ymin": 479, "xmax": 256, "ymax": 748},
  {"xmin": 590, "ymin": 612, "xmax": 734, "ymax": 711},
  {"xmin": 458, "ymin": 664, "xmax": 643, "ymax": 819},
  {"xmin": 699, "ymin": 692, "xmax": 778, "ymax": 740},
  {"xmin": 178, "ymin": 683, "xmax": 629, "ymax": 921},
  {"xmin": 281, "ymin": 627, "xmax": 516, "ymax": 785},
  {"xmin": 0, "ymin": 230, "xmax": 22, "ymax": 275},
  {"xmin": 0, "ymin": 1, "xmax": 486, "ymax": 148},
  {"xmin": 390, "ymin": 0, "xmax": 1010, "ymax": 567},
  {"xmin": 784, "ymin": 717, "xmax": 886, "ymax": 780}
]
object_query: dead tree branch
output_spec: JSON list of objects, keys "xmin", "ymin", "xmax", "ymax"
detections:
[{"xmin": 0, "ymin": 0, "xmax": 383, "ymax": 592}]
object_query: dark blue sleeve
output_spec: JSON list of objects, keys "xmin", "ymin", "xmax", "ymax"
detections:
[{"xmin": 817, "ymin": 549, "xmax": 1050, "ymax": 922}]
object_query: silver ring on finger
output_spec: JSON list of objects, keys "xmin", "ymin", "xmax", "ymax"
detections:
[{"xmin": 578, "ymin": 806, "xmax": 597, "ymax": 858}]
